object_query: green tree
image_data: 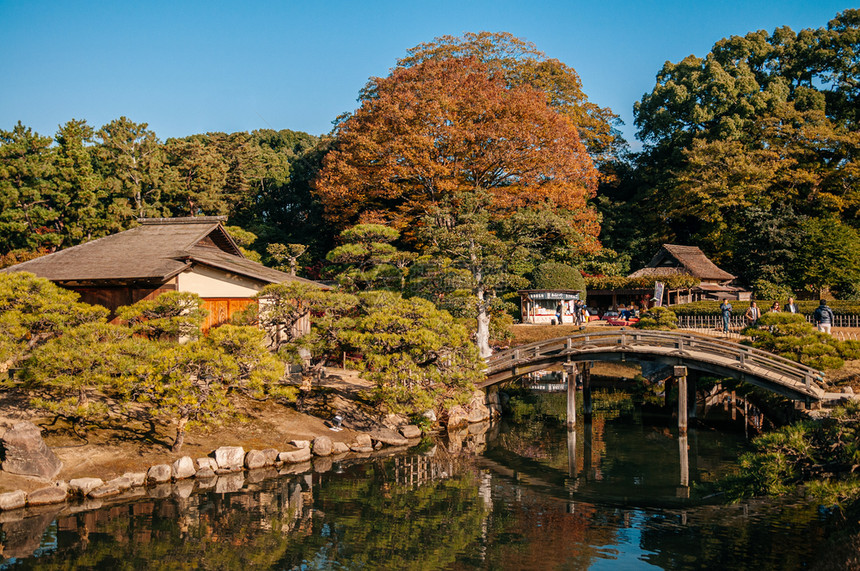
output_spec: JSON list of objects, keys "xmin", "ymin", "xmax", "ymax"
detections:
[
  {"xmin": 326, "ymin": 224, "xmax": 412, "ymax": 291},
  {"xmin": 742, "ymin": 312, "xmax": 858, "ymax": 370},
  {"xmin": 266, "ymin": 243, "xmax": 307, "ymax": 276},
  {"xmin": 116, "ymin": 291, "xmax": 207, "ymax": 341},
  {"xmin": 0, "ymin": 122, "xmax": 58, "ymax": 253},
  {"xmin": 339, "ymin": 292, "xmax": 482, "ymax": 416},
  {"xmin": 793, "ymin": 217, "xmax": 860, "ymax": 296},
  {"xmin": 530, "ymin": 262, "xmax": 587, "ymax": 292}
]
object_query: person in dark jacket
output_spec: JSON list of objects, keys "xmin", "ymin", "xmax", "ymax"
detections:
[
  {"xmin": 785, "ymin": 297, "xmax": 799, "ymax": 314},
  {"xmin": 813, "ymin": 299, "xmax": 835, "ymax": 334}
]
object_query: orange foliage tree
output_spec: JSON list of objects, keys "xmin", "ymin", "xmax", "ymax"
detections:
[{"xmin": 314, "ymin": 57, "xmax": 600, "ymax": 234}]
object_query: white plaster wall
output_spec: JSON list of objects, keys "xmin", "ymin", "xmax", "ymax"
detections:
[{"xmin": 177, "ymin": 265, "xmax": 263, "ymax": 297}]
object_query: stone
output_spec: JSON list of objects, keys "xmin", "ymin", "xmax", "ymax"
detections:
[
  {"xmin": 213, "ymin": 446, "xmax": 245, "ymax": 470},
  {"xmin": 147, "ymin": 484, "xmax": 172, "ymax": 498},
  {"xmin": 195, "ymin": 467, "xmax": 216, "ymax": 479},
  {"xmin": 332, "ymin": 442, "xmax": 350, "ymax": 454},
  {"xmin": 399, "ymin": 425, "xmax": 422, "ymax": 439},
  {"xmin": 122, "ymin": 472, "xmax": 147, "ymax": 487},
  {"xmin": 173, "ymin": 480, "xmax": 195, "ymax": 498},
  {"xmin": 196, "ymin": 475, "xmax": 216, "ymax": 489},
  {"xmin": 146, "ymin": 464, "xmax": 172, "ymax": 484},
  {"xmin": 262, "ymin": 448, "xmax": 280, "ymax": 465},
  {"xmin": 278, "ymin": 448, "xmax": 311, "ymax": 464},
  {"xmin": 369, "ymin": 428, "xmax": 408, "ymax": 447},
  {"xmin": 279, "ymin": 461, "xmax": 312, "ymax": 476},
  {"xmin": 244, "ymin": 450, "xmax": 267, "ymax": 470},
  {"xmin": 105, "ymin": 476, "xmax": 134, "ymax": 491},
  {"xmin": 313, "ymin": 457, "xmax": 333, "ymax": 473},
  {"xmin": 422, "ymin": 409, "xmax": 437, "ymax": 423},
  {"xmin": 0, "ymin": 421, "xmax": 62, "ymax": 480},
  {"xmin": 69, "ymin": 478, "xmax": 104, "ymax": 496},
  {"xmin": 246, "ymin": 467, "xmax": 278, "ymax": 484},
  {"xmin": 447, "ymin": 405, "xmax": 468, "ymax": 429},
  {"xmin": 355, "ymin": 434, "xmax": 373, "ymax": 447},
  {"xmin": 312, "ymin": 436, "xmax": 333, "ymax": 457},
  {"xmin": 349, "ymin": 444, "xmax": 374, "ymax": 453},
  {"xmin": 289, "ymin": 440, "xmax": 310, "ymax": 449},
  {"xmin": 172, "ymin": 456, "xmax": 196, "ymax": 480},
  {"xmin": 88, "ymin": 485, "xmax": 121, "ymax": 499},
  {"xmin": 196, "ymin": 458, "xmax": 218, "ymax": 472},
  {"xmin": 26, "ymin": 486, "xmax": 67, "ymax": 506},
  {"xmin": 466, "ymin": 391, "xmax": 490, "ymax": 423}
]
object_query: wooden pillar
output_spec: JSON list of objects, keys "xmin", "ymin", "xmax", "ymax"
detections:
[
  {"xmin": 583, "ymin": 362, "xmax": 593, "ymax": 417},
  {"xmin": 679, "ymin": 433, "xmax": 689, "ymax": 491},
  {"xmin": 567, "ymin": 428, "xmax": 577, "ymax": 479},
  {"xmin": 566, "ymin": 363, "xmax": 577, "ymax": 428},
  {"xmin": 675, "ymin": 366, "xmax": 688, "ymax": 435},
  {"xmin": 687, "ymin": 376, "xmax": 697, "ymax": 425}
]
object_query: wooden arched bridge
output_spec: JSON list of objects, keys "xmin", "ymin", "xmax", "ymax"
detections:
[{"xmin": 483, "ymin": 329, "xmax": 832, "ymax": 403}]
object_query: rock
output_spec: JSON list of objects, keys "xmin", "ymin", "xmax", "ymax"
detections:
[
  {"xmin": 279, "ymin": 447, "xmax": 312, "ymax": 463},
  {"xmin": 383, "ymin": 413, "xmax": 408, "ymax": 430},
  {"xmin": 0, "ymin": 491, "xmax": 27, "ymax": 511},
  {"xmin": 69, "ymin": 478, "xmax": 104, "ymax": 496},
  {"xmin": 0, "ymin": 421, "xmax": 62, "ymax": 479},
  {"xmin": 213, "ymin": 446, "xmax": 245, "ymax": 470},
  {"xmin": 195, "ymin": 467, "xmax": 216, "ymax": 479},
  {"xmin": 262, "ymin": 448, "xmax": 280, "ymax": 465},
  {"xmin": 354, "ymin": 434, "xmax": 372, "ymax": 447},
  {"xmin": 332, "ymin": 442, "xmax": 350, "ymax": 454},
  {"xmin": 447, "ymin": 405, "xmax": 468, "ymax": 429},
  {"xmin": 244, "ymin": 450, "xmax": 267, "ymax": 470},
  {"xmin": 486, "ymin": 388, "xmax": 500, "ymax": 405},
  {"xmin": 466, "ymin": 391, "xmax": 490, "ymax": 423},
  {"xmin": 399, "ymin": 425, "xmax": 422, "ymax": 439},
  {"xmin": 196, "ymin": 458, "xmax": 218, "ymax": 472},
  {"xmin": 349, "ymin": 444, "xmax": 374, "ymax": 453},
  {"xmin": 279, "ymin": 461, "xmax": 312, "ymax": 475},
  {"xmin": 88, "ymin": 485, "xmax": 121, "ymax": 499},
  {"xmin": 312, "ymin": 436, "xmax": 333, "ymax": 457},
  {"xmin": 105, "ymin": 476, "xmax": 134, "ymax": 491},
  {"xmin": 369, "ymin": 428, "xmax": 409, "ymax": 447},
  {"xmin": 173, "ymin": 480, "xmax": 195, "ymax": 498},
  {"xmin": 122, "ymin": 472, "xmax": 147, "ymax": 487},
  {"xmin": 172, "ymin": 456, "xmax": 196, "ymax": 480},
  {"xmin": 26, "ymin": 485, "xmax": 67, "ymax": 506},
  {"xmin": 196, "ymin": 474, "xmax": 216, "ymax": 489},
  {"xmin": 146, "ymin": 464, "xmax": 172, "ymax": 484},
  {"xmin": 246, "ymin": 467, "xmax": 278, "ymax": 484},
  {"xmin": 147, "ymin": 484, "xmax": 172, "ymax": 498},
  {"xmin": 289, "ymin": 440, "xmax": 310, "ymax": 449},
  {"xmin": 422, "ymin": 409, "xmax": 437, "ymax": 423}
]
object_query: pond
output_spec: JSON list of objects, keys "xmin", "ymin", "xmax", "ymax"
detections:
[{"xmin": 0, "ymin": 390, "xmax": 851, "ymax": 570}]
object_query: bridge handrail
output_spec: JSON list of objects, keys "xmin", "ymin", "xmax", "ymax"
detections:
[{"xmin": 487, "ymin": 329, "xmax": 824, "ymax": 387}]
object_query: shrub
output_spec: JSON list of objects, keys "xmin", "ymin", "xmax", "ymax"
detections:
[
  {"xmin": 634, "ymin": 307, "xmax": 678, "ymax": 330},
  {"xmin": 530, "ymin": 262, "xmax": 586, "ymax": 293}
]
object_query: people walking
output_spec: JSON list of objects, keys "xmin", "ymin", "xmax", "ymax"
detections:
[
  {"xmin": 556, "ymin": 302, "xmax": 563, "ymax": 325},
  {"xmin": 785, "ymin": 297, "xmax": 799, "ymax": 314},
  {"xmin": 720, "ymin": 299, "xmax": 733, "ymax": 333},
  {"xmin": 744, "ymin": 301, "xmax": 761, "ymax": 327},
  {"xmin": 813, "ymin": 299, "xmax": 835, "ymax": 334}
]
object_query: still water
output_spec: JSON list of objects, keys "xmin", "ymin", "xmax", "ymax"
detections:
[{"xmin": 0, "ymin": 391, "xmax": 846, "ymax": 570}]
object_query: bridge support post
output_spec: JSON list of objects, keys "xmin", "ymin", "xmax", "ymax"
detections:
[
  {"xmin": 675, "ymin": 366, "xmax": 688, "ymax": 435},
  {"xmin": 687, "ymin": 376, "xmax": 697, "ymax": 426},
  {"xmin": 583, "ymin": 362, "xmax": 593, "ymax": 417},
  {"xmin": 567, "ymin": 427, "xmax": 577, "ymax": 479},
  {"xmin": 566, "ymin": 363, "xmax": 578, "ymax": 428}
]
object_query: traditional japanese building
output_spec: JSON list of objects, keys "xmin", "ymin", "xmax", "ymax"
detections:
[{"xmin": 1, "ymin": 217, "xmax": 324, "ymax": 332}]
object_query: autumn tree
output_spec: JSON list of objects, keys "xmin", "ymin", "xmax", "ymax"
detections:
[
  {"xmin": 314, "ymin": 57, "xmax": 599, "ymax": 234},
  {"xmin": 395, "ymin": 31, "xmax": 623, "ymax": 167}
]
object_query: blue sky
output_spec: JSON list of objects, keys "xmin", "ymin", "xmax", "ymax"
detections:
[{"xmin": 0, "ymin": 1, "xmax": 854, "ymax": 148}]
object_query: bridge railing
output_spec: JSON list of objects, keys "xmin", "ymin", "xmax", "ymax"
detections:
[{"xmin": 486, "ymin": 329, "xmax": 825, "ymax": 395}]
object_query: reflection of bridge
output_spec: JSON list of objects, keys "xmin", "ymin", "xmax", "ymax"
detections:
[{"xmin": 483, "ymin": 330, "xmax": 829, "ymax": 402}]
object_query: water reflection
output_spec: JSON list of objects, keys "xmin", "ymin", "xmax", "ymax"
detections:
[{"xmin": 0, "ymin": 391, "xmax": 850, "ymax": 570}]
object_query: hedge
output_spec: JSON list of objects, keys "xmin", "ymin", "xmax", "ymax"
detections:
[{"xmin": 585, "ymin": 275, "xmax": 700, "ymax": 290}]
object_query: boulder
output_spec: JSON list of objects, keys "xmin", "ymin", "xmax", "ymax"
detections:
[
  {"xmin": 399, "ymin": 425, "xmax": 422, "ymax": 439},
  {"xmin": 279, "ymin": 447, "xmax": 312, "ymax": 463},
  {"xmin": 447, "ymin": 405, "xmax": 468, "ymax": 429},
  {"xmin": 0, "ymin": 490, "xmax": 27, "ymax": 511},
  {"xmin": 69, "ymin": 478, "xmax": 104, "ymax": 496},
  {"xmin": 0, "ymin": 421, "xmax": 62, "ymax": 479},
  {"xmin": 314, "ymin": 457, "xmax": 333, "ymax": 473},
  {"xmin": 88, "ymin": 484, "xmax": 121, "ymax": 499},
  {"xmin": 26, "ymin": 485, "xmax": 67, "ymax": 506},
  {"xmin": 349, "ymin": 443, "xmax": 374, "ymax": 453},
  {"xmin": 146, "ymin": 464, "xmax": 172, "ymax": 484},
  {"xmin": 215, "ymin": 473, "xmax": 245, "ymax": 494},
  {"xmin": 466, "ymin": 390, "xmax": 490, "ymax": 423},
  {"xmin": 105, "ymin": 476, "xmax": 134, "ymax": 491},
  {"xmin": 332, "ymin": 442, "xmax": 350, "ymax": 454},
  {"xmin": 172, "ymin": 456, "xmax": 196, "ymax": 480},
  {"xmin": 122, "ymin": 472, "xmax": 147, "ymax": 487},
  {"xmin": 195, "ymin": 467, "xmax": 216, "ymax": 479},
  {"xmin": 196, "ymin": 458, "xmax": 218, "ymax": 472},
  {"xmin": 289, "ymin": 440, "xmax": 310, "ymax": 449},
  {"xmin": 244, "ymin": 450, "xmax": 267, "ymax": 470},
  {"xmin": 312, "ymin": 436, "xmax": 333, "ymax": 457},
  {"xmin": 369, "ymin": 428, "xmax": 408, "ymax": 447},
  {"xmin": 173, "ymin": 480, "xmax": 194, "ymax": 499},
  {"xmin": 262, "ymin": 448, "xmax": 280, "ymax": 465},
  {"xmin": 422, "ymin": 409, "xmax": 437, "ymax": 423},
  {"xmin": 213, "ymin": 446, "xmax": 245, "ymax": 470},
  {"xmin": 354, "ymin": 434, "xmax": 373, "ymax": 447}
]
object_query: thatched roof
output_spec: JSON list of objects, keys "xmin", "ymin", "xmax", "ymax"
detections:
[
  {"xmin": 1, "ymin": 217, "xmax": 321, "ymax": 287},
  {"xmin": 628, "ymin": 244, "xmax": 735, "ymax": 283}
]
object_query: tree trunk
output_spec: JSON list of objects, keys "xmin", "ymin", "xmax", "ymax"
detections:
[
  {"xmin": 171, "ymin": 416, "xmax": 188, "ymax": 453},
  {"xmin": 476, "ymin": 296, "xmax": 492, "ymax": 359}
]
